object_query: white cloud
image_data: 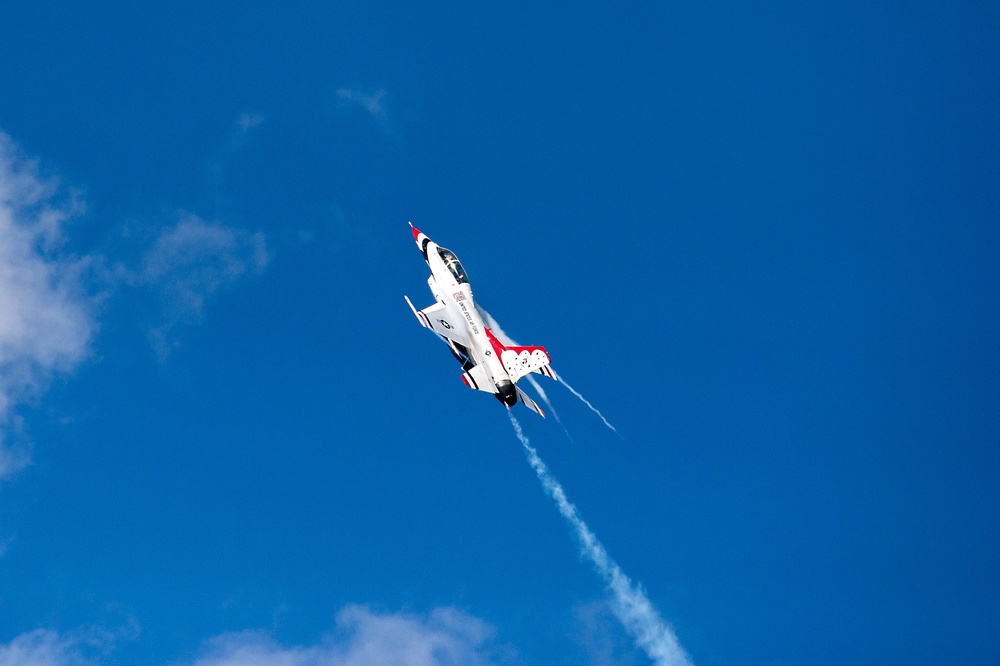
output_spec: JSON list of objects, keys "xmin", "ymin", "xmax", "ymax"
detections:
[
  {"xmin": 336, "ymin": 88, "xmax": 387, "ymax": 121},
  {"xmin": 0, "ymin": 129, "xmax": 271, "ymax": 475},
  {"xmin": 571, "ymin": 601, "xmax": 643, "ymax": 666},
  {"xmin": 129, "ymin": 214, "xmax": 268, "ymax": 359},
  {"xmin": 0, "ymin": 606, "xmax": 510, "ymax": 666},
  {"xmin": 180, "ymin": 605, "xmax": 505, "ymax": 666},
  {"xmin": 237, "ymin": 112, "xmax": 266, "ymax": 132},
  {"xmin": 0, "ymin": 132, "xmax": 96, "ymax": 479},
  {"xmin": 0, "ymin": 439, "xmax": 30, "ymax": 481},
  {"xmin": 0, "ymin": 628, "xmax": 104, "ymax": 666}
]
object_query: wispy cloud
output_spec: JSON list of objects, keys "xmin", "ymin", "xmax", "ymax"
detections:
[
  {"xmin": 180, "ymin": 605, "xmax": 506, "ymax": 666},
  {"xmin": 0, "ymin": 606, "xmax": 509, "ymax": 666},
  {"xmin": 0, "ymin": 442, "xmax": 31, "ymax": 482},
  {"xmin": 0, "ymin": 627, "xmax": 109, "ymax": 666},
  {"xmin": 236, "ymin": 112, "xmax": 265, "ymax": 132},
  {"xmin": 0, "ymin": 132, "xmax": 96, "ymax": 479},
  {"xmin": 572, "ymin": 600, "xmax": 644, "ymax": 666},
  {"xmin": 0, "ymin": 129, "xmax": 271, "ymax": 476},
  {"xmin": 336, "ymin": 88, "xmax": 387, "ymax": 121},
  {"xmin": 125, "ymin": 214, "xmax": 268, "ymax": 359},
  {"xmin": 508, "ymin": 412, "xmax": 692, "ymax": 666}
]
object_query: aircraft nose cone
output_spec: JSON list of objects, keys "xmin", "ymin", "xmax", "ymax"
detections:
[{"xmin": 411, "ymin": 225, "xmax": 422, "ymax": 241}]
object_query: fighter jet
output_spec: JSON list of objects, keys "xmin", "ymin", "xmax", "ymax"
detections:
[{"xmin": 404, "ymin": 223, "xmax": 554, "ymax": 417}]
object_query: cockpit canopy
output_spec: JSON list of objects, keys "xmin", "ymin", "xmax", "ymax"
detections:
[{"xmin": 437, "ymin": 247, "xmax": 469, "ymax": 284}]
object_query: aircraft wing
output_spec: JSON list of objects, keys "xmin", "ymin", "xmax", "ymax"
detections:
[
  {"xmin": 477, "ymin": 304, "xmax": 555, "ymax": 381},
  {"xmin": 404, "ymin": 296, "xmax": 470, "ymax": 346},
  {"xmin": 461, "ymin": 364, "xmax": 494, "ymax": 394},
  {"xmin": 501, "ymin": 345, "xmax": 553, "ymax": 382}
]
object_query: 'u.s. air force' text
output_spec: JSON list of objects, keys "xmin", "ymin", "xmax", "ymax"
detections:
[{"xmin": 458, "ymin": 300, "xmax": 480, "ymax": 335}]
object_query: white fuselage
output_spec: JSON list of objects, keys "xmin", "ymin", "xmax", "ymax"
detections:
[{"xmin": 424, "ymin": 243, "xmax": 510, "ymax": 390}]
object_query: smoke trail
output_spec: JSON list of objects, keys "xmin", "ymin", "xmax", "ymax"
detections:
[
  {"xmin": 557, "ymin": 375, "xmax": 623, "ymax": 438},
  {"xmin": 525, "ymin": 375, "xmax": 558, "ymax": 421},
  {"xmin": 476, "ymin": 305, "xmax": 574, "ymax": 439},
  {"xmin": 507, "ymin": 411, "xmax": 692, "ymax": 666},
  {"xmin": 525, "ymin": 374, "xmax": 574, "ymax": 443}
]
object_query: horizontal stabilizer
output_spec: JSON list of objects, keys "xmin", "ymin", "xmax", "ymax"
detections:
[
  {"xmin": 516, "ymin": 385, "xmax": 545, "ymax": 418},
  {"xmin": 460, "ymin": 365, "xmax": 493, "ymax": 393}
]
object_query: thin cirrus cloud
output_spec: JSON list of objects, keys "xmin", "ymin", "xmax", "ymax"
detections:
[
  {"xmin": 336, "ymin": 88, "xmax": 387, "ymax": 122},
  {"xmin": 0, "ymin": 132, "xmax": 96, "ymax": 480},
  {"xmin": 0, "ymin": 605, "xmax": 509, "ymax": 666},
  {"xmin": 127, "ymin": 213, "xmax": 268, "ymax": 360},
  {"xmin": 0, "ymin": 130, "xmax": 269, "ymax": 478},
  {"xmin": 0, "ymin": 627, "xmax": 109, "ymax": 666},
  {"xmin": 237, "ymin": 112, "xmax": 266, "ymax": 132}
]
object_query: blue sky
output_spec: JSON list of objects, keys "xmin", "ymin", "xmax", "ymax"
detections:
[{"xmin": 1, "ymin": 2, "xmax": 998, "ymax": 664}]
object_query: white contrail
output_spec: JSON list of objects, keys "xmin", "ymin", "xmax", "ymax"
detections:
[
  {"xmin": 557, "ymin": 375, "xmax": 623, "ymax": 438},
  {"xmin": 525, "ymin": 375, "xmax": 558, "ymax": 421},
  {"xmin": 524, "ymin": 374, "xmax": 575, "ymax": 440},
  {"xmin": 476, "ymin": 305, "xmax": 574, "ymax": 439},
  {"xmin": 526, "ymin": 374, "xmax": 574, "ymax": 443},
  {"xmin": 507, "ymin": 411, "xmax": 692, "ymax": 666}
]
